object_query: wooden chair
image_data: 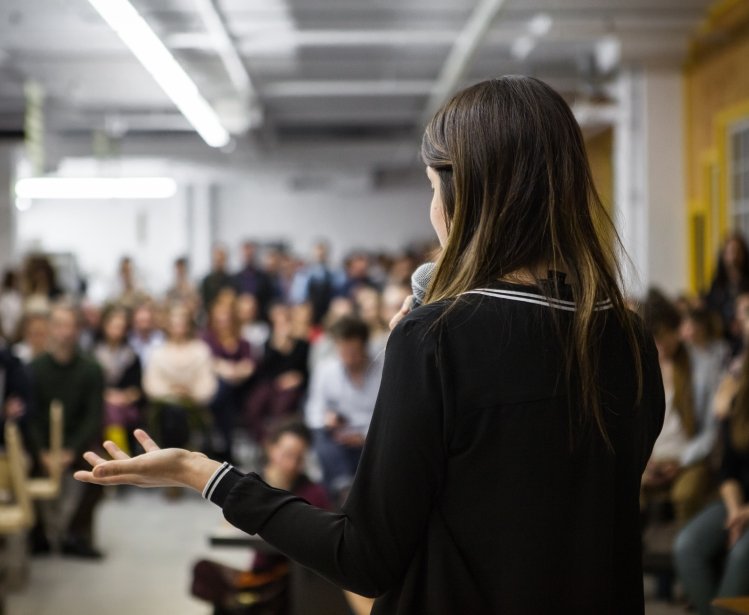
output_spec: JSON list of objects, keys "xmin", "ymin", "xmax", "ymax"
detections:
[
  {"xmin": 0, "ymin": 420, "xmax": 34, "ymax": 533},
  {"xmin": 27, "ymin": 400, "xmax": 64, "ymax": 501}
]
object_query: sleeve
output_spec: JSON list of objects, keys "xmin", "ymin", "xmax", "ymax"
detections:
[
  {"xmin": 636, "ymin": 329, "xmax": 666, "ymax": 473},
  {"xmin": 214, "ymin": 314, "xmax": 447, "ymax": 597}
]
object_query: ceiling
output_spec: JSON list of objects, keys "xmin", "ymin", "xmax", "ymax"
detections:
[{"xmin": 0, "ymin": 0, "xmax": 713, "ymax": 153}]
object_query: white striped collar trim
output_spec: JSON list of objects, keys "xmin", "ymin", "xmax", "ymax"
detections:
[{"xmin": 462, "ymin": 288, "xmax": 613, "ymax": 312}]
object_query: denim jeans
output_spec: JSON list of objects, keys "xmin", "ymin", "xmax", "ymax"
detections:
[{"xmin": 675, "ymin": 500, "xmax": 749, "ymax": 615}]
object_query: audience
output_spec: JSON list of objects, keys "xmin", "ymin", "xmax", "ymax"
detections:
[
  {"xmin": 191, "ymin": 420, "xmax": 330, "ymax": 614},
  {"xmin": 245, "ymin": 303, "xmax": 309, "ymax": 444},
  {"xmin": 705, "ymin": 234, "xmax": 749, "ymax": 354},
  {"xmin": 143, "ymin": 305, "xmax": 217, "ymax": 473},
  {"xmin": 234, "ymin": 241, "xmax": 277, "ymax": 321},
  {"xmin": 203, "ymin": 298, "xmax": 255, "ymax": 463},
  {"xmin": 200, "ymin": 245, "xmax": 234, "ymax": 313},
  {"xmin": 93, "ymin": 306, "xmax": 143, "ymax": 455},
  {"xmin": 675, "ymin": 313, "xmax": 749, "ymax": 612},
  {"xmin": 305, "ymin": 315, "xmax": 383, "ymax": 502},
  {"xmin": 27, "ymin": 302, "xmax": 105, "ymax": 558},
  {"xmin": 16, "ymin": 233, "xmax": 749, "ymax": 609},
  {"xmin": 640, "ymin": 290, "xmax": 716, "ymax": 525}
]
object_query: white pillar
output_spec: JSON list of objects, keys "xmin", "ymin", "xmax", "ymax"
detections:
[
  {"xmin": 614, "ymin": 67, "xmax": 687, "ymax": 299},
  {"xmin": 0, "ymin": 143, "xmax": 21, "ymax": 275},
  {"xmin": 186, "ymin": 182, "xmax": 215, "ymax": 280}
]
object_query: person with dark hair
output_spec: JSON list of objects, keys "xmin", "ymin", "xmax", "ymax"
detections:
[
  {"xmin": 77, "ymin": 77, "xmax": 664, "ymax": 614},
  {"xmin": 233, "ymin": 241, "xmax": 277, "ymax": 321},
  {"xmin": 28, "ymin": 302, "xmax": 105, "ymax": 557},
  {"xmin": 203, "ymin": 297, "xmax": 255, "ymax": 464},
  {"xmin": 639, "ymin": 289, "xmax": 715, "ymax": 525},
  {"xmin": 244, "ymin": 303, "xmax": 309, "ymax": 444},
  {"xmin": 305, "ymin": 315, "xmax": 383, "ymax": 501},
  {"xmin": 0, "ymin": 269, "xmax": 23, "ymax": 342},
  {"xmin": 201, "ymin": 245, "xmax": 234, "ymax": 314},
  {"xmin": 166, "ymin": 256, "xmax": 199, "ymax": 313},
  {"xmin": 290, "ymin": 241, "xmax": 337, "ymax": 325},
  {"xmin": 191, "ymin": 419, "xmax": 330, "ymax": 615},
  {"xmin": 705, "ymin": 233, "xmax": 749, "ymax": 354},
  {"xmin": 93, "ymin": 306, "xmax": 143, "ymax": 455},
  {"xmin": 675, "ymin": 298, "xmax": 749, "ymax": 613}
]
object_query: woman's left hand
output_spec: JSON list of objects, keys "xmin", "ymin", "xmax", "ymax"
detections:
[
  {"xmin": 726, "ymin": 506, "xmax": 749, "ymax": 548},
  {"xmin": 73, "ymin": 429, "xmax": 221, "ymax": 492}
]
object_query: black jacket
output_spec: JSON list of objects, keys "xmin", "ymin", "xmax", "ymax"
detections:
[{"xmin": 209, "ymin": 279, "xmax": 665, "ymax": 614}]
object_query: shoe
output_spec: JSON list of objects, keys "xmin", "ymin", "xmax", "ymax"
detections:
[{"xmin": 61, "ymin": 538, "xmax": 104, "ymax": 560}]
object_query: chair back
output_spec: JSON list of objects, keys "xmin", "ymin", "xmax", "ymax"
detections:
[
  {"xmin": 3, "ymin": 421, "xmax": 34, "ymax": 527},
  {"xmin": 48, "ymin": 400, "xmax": 64, "ymax": 484}
]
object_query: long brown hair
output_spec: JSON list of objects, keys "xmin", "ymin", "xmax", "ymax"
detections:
[{"xmin": 420, "ymin": 76, "xmax": 642, "ymax": 447}]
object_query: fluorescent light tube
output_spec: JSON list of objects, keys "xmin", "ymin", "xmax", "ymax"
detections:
[
  {"xmin": 15, "ymin": 177, "xmax": 178, "ymax": 200},
  {"xmin": 87, "ymin": 0, "xmax": 230, "ymax": 148}
]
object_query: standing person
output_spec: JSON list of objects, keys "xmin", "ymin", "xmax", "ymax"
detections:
[
  {"xmin": 705, "ymin": 234, "xmax": 749, "ymax": 354},
  {"xmin": 305, "ymin": 316, "xmax": 383, "ymax": 502},
  {"xmin": 77, "ymin": 77, "xmax": 665, "ymax": 614},
  {"xmin": 166, "ymin": 256, "xmax": 200, "ymax": 314},
  {"xmin": 29, "ymin": 302, "xmax": 105, "ymax": 558},
  {"xmin": 290, "ymin": 241, "xmax": 337, "ymax": 325},
  {"xmin": 201, "ymin": 245, "xmax": 235, "ymax": 314},
  {"xmin": 233, "ymin": 241, "xmax": 276, "ymax": 321}
]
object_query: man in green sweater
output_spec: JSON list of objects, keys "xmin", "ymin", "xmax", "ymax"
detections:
[{"xmin": 28, "ymin": 302, "xmax": 105, "ymax": 558}]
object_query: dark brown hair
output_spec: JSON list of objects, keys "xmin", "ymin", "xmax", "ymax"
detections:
[{"xmin": 420, "ymin": 76, "xmax": 642, "ymax": 447}]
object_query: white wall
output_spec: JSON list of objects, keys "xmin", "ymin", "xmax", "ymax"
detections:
[
  {"xmin": 215, "ymin": 172, "xmax": 433, "ymax": 263},
  {"xmin": 14, "ymin": 158, "xmax": 435, "ymax": 303},
  {"xmin": 16, "ymin": 192, "xmax": 188, "ymax": 302}
]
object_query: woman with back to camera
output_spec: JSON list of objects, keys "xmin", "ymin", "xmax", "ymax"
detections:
[{"xmin": 75, "ymin": 76, "xmax": 665, "ymax": 614}]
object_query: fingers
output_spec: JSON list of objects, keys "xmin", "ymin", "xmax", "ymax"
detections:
[
  {"xmin": 83, "ymin": 450, "xmax": 108, "ymax": 468},
  {"xmin": 133, "ymin": 429, "xmax": 160, "ymax": 453},
  {"xmin": 92, "ymin": 459, "xmax": 134, "ymax": 479},
  {"xmin": 103, "ymin": 440, "xmax": 130, "ymax": 461}
]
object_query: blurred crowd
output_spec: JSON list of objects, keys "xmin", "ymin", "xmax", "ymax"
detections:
[
  {"xmin": 8, "ymin": 231, "xmax": 749, "ymax": 613},
  {"xmin": 0, "ymin": 238, "xmax": 428, "ymax": 571}
]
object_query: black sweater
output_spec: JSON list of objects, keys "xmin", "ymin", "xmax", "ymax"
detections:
[{"xmin": 206, "ymin": 280, "xmax": 665, "ymax": 614}]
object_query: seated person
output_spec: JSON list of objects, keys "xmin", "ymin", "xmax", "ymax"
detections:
[
  {"xmin": 203, "ymin": 298, "xmax": 255, "ymax": 464},
  {"xmin": 93, "ymin": 306, "xmax": 143, "ymax": 455},
  {"xmin": 143, "ymin": 305, "xmax": 217, "ymax": 460},
  {"xmin": 675, "ymin": 350, "xmax": 749, "ymax": 614},
  {"xmin": 192, "ymin": 420, "xmax": 329, "ymax": 615},
  {"xmin": 640, "ymin": 290, "xmax": 717, "ymax": 525},
  {"xmin": 304, "ymin": 315, "xmax": 383, "ymax": 503},
  {"xmin": 245, "ymin": 303, "xmax": 309, "ymax": 444}
]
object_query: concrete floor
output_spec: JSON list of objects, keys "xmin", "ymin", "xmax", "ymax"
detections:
[{"xmin": 6, "ymin": 488, "xmax": 693, "ymax": 615}]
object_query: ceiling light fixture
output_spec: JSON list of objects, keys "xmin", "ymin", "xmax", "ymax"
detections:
[
  {"xmin": 86, "ymin": 0, "xmax": 230, "ymax": 148},
  {"xmin": 15, "ymin": 177, "xmax": 178, "ymax": 200}
]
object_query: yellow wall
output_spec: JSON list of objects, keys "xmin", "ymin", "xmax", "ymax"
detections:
[
  {"xmin": 685, "ymin": 0, "xmax": 749, "ymax": 292},
  {"xmin": 585, "ymin": 127, "xmax": 613, "ymax": 214}
]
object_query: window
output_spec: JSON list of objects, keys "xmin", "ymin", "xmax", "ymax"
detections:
[{"xmin": 730, "ymin": 119, "xmax": 749, "ymax": 239}]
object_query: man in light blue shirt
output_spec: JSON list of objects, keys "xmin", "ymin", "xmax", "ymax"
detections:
[{"xmin": 305, "ymin": 315, "xmax": 383, "ymax": 502}]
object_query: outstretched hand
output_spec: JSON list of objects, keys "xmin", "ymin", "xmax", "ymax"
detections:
[{"xmin": 74, "ymin": 429, "xmax": 221, "ymax": 493}]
